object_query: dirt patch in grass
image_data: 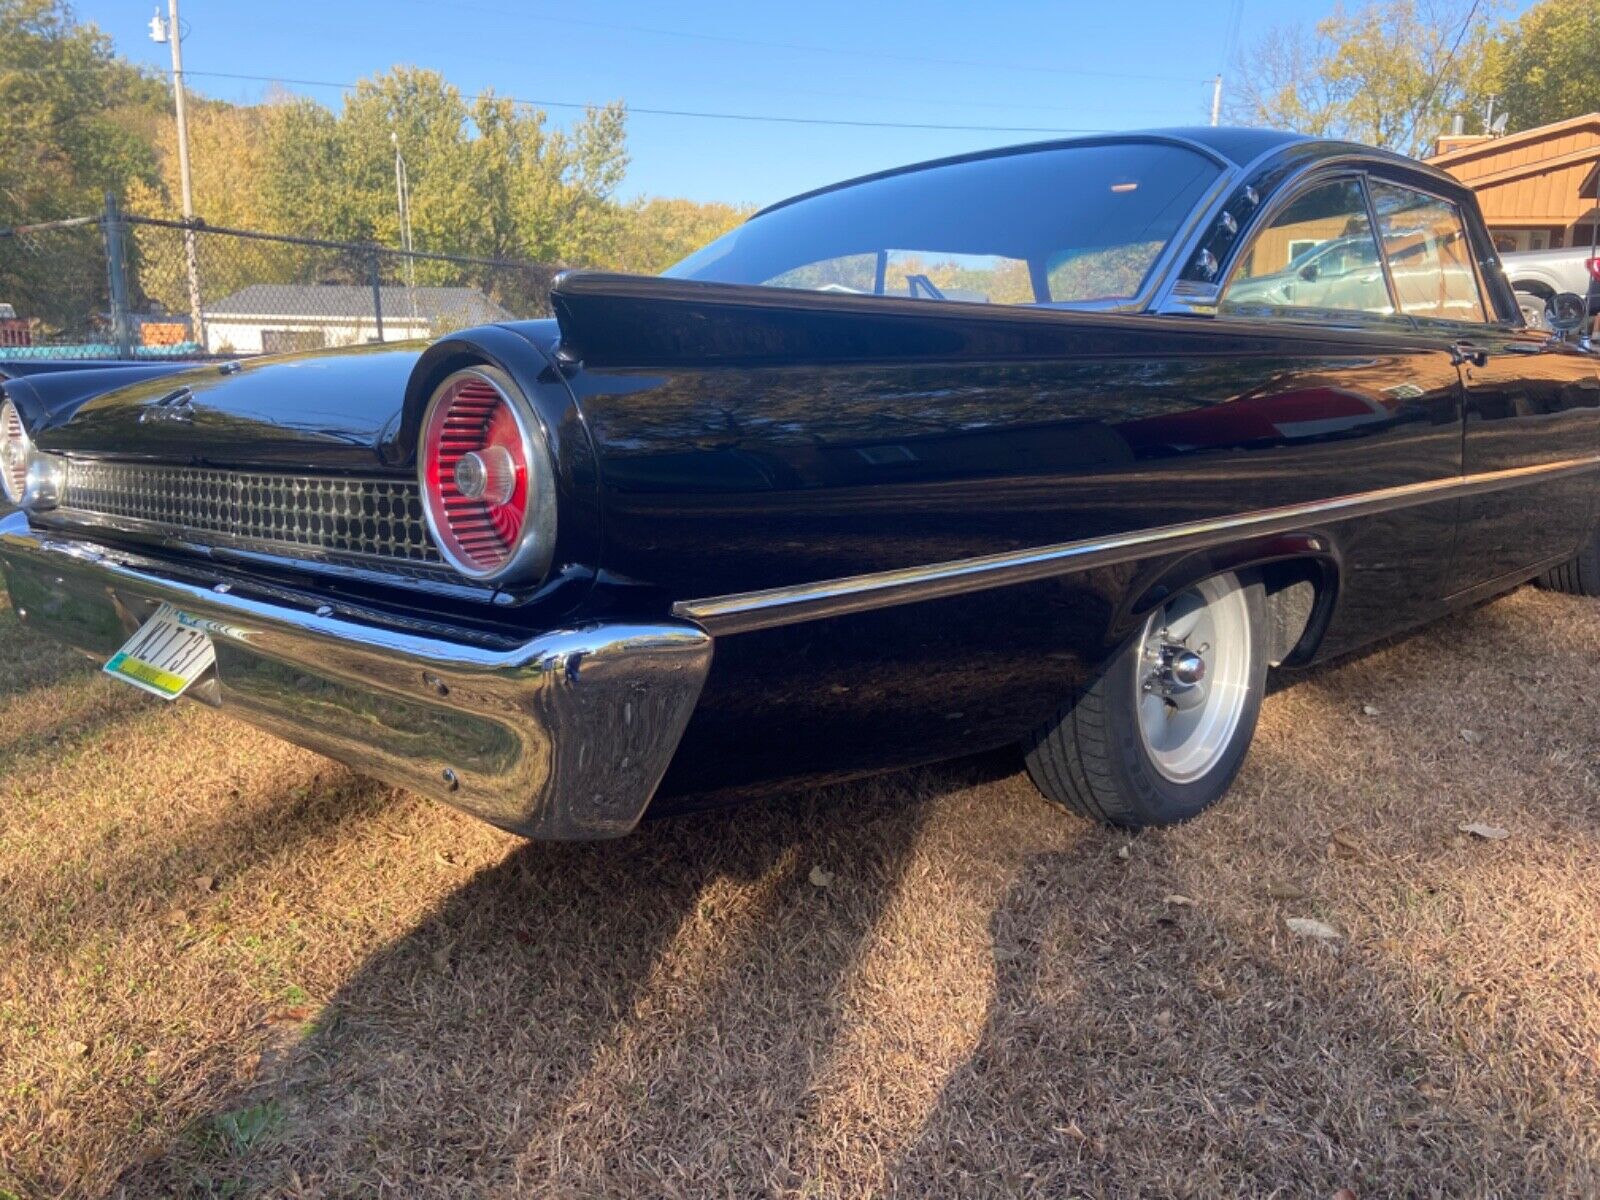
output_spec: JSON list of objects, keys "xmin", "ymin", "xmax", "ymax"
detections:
[{"xmin": 0, "ymin": 585, "xmax": 1597, "ymax": 1197}]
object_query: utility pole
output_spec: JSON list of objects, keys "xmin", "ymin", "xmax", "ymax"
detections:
[
  {"xmin": 150, "ymin": 2, "xmax": 205, "ymax": 349},
  {"xmin": 1210, "ymin": 75, "xmax": 1223, "ymax": 127},
  {"xmin": 391, "ymin": 131, "xmax": 419, "ymax": 325}
]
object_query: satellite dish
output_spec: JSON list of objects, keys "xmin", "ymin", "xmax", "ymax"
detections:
[{"xmin": 1490, "ymin": 112, "xmax": 1509, "ymax": 135}]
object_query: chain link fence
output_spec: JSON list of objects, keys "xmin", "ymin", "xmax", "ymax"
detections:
[{"xmin": 0, "ymin": 195, "xmax": 559, "ymax": 361}]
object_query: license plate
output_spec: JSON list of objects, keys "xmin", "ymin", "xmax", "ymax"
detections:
[{"xmin": 104, "ymin": 603, "xmax": 218, "ymax": 701}]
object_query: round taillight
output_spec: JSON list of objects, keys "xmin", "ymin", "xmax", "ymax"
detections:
[
  {"xmin": 418, "ymin": 366, "xmax": 555, "ymax": 585},
  {"xmin": 1, "ymin": 398, "xmax": 30, "ymax": 505}
]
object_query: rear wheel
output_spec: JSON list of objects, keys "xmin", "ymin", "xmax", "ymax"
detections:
[
  {"xmin": 1538, "ymin": 529, "xmax": 1600, "ymax": 597},
  {"xmin": 1024, "ymin": 572, "xmax": 1267, "ymax": 828}
]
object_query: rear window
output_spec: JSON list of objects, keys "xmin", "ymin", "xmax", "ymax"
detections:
[{"xmin": 666, "ymin": 142, "xmax": 1221, "ymax": 307}]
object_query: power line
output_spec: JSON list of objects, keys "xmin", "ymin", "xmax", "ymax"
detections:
[
  {"xmin": 399, "ymin": 0, "xmax": 1216, "ymax": 87},
  {"xmin": 1401, "ymin": 0, "xmax": 1482, "ymax": 151},
  {"xmin": 178, "ymin": 70, "xmax": 1119, "ymax": 135},
  {"xmin": 1220, "ymin": 0, "xmax": 1245, "ymax": 74}
]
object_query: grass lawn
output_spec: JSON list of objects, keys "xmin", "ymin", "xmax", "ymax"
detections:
[{"xmin": 0, "ymin": 572, "xmax": 1597, "ymax": 1197}]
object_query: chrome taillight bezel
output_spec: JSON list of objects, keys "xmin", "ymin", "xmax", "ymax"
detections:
[
  {"xmin": 417, "ymin": 366, "xmax": 557, "ymax": 586},
  {"xmin": 1, "ymin": 397, "xmax": 30, "ymax": 505}
]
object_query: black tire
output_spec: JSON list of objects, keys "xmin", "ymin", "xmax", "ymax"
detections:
[
  {"xmin": 1024, "ymin": 572, "xmax": 1268, "ymax": 828},
  {"xmin": 1538, "ymin": 531, "xmax": 1600, "ymax": 597}
]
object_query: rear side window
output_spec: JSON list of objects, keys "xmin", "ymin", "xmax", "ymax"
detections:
[
  {"xmin": 667, "ymin": 142, "xmax": 1222, "ymax": 307},
  {"xmin": 1220, "ymin": 178, "xmax": 1392, "ymax": 317},
  {"xmin": 1367, "ymin": 181, "xmax": 1486, "ymax": 323}
]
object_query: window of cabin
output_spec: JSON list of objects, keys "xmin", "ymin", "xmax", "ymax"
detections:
[
  {"xmin": 1367, "ymin": 180, "xmax": 1487, "ymax": 323},
  {"xmin": 1219, "ymin": 178, "xmax": 1393, "ymax": 317}
]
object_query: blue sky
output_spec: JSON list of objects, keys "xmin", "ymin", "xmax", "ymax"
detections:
[{"xmin": 79, "ymin": 0, "xmax": 1520, "ymax": 207}]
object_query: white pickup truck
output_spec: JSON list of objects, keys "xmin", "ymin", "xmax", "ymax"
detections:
[{"xmin": 1501, "ymin": 244, "xmax": 1600, "ymax": 329}]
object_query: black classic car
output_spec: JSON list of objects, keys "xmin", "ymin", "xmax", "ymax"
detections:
[{"xmin": 3, "ymin": 128, "xmax": 1598, "ymax": 839}]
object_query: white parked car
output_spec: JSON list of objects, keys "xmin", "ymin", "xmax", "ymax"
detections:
[{"xmin": 1501, "ymin": 245, "xmax": 1600, "ymax": 328}]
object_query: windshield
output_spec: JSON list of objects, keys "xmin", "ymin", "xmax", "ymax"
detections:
[{"xmin": 665, "ymin": 141, "xmax": 1221, "ymax": 307}]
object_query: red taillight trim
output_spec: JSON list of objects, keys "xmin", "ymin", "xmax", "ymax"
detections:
[
  {"xmin": 418, "ymin": 367, "xmax": 555, "ymax": 585},
  {"xmin": 1585, "ymin": 256, "xmax": 1600, "ymax": 283}
]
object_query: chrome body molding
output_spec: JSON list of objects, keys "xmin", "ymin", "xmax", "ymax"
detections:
[
  {"xmin": 674, "ymin": 456, "xmax": 1600, "ymax": 637},
  {"xmin": 0, "ymin": 512, "xmax": 712, "ymax": 839}
]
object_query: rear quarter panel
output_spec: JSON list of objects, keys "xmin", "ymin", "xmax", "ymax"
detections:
[{"xmin": 554, "ymin": 284, "xmax": 1465, "ymax": 803}]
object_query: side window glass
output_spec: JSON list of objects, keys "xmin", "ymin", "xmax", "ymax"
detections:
[
  {"xmin": 1367, "ymin": 181, "xmax": 1487, "ymax": 323},
  {"xmin": 767, "ymin": 254, "xmax": 878, "ymax": 293},
  {"xmin": 1221, "ymin": 179, "xmax": 1393, "ymax": 318}
]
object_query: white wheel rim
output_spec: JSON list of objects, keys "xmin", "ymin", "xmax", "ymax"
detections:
[{"xmin": 1134, "ymin": 575, "xmax": 1253, "ymax": 785}]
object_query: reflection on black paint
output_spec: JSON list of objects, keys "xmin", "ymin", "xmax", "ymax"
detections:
[{"xmin": 557, "ymin": 289, "xmax": 1486, "ymax": 803}]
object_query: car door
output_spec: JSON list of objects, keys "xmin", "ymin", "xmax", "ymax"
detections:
[
  {"xmin": 1214, "ymin": 172, "xmax": 1465, "ymax": 641},
  {"xmin": 1366, "ymin": 178, "xmax": 1600, "ymax": 594}
]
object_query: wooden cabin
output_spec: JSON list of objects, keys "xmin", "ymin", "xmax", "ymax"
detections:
[{"xmin": 1427, "ymin": 112, "xmax": 1600, "ymax": 255}]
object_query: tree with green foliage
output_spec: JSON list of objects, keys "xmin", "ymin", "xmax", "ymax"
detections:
[
  {"xmin": 1, "ymin": 1, "xmax": 752, "ymax": 334},
  {"xmin": 254, "ymin": 67, "xmax": 628, "ymax": 268},
  {"xmin": 0, "ymin": 0, "xmax": 167, "ymax": 226},
  {"xmin": 0, "ymin": 0, "xmax": 173, "ymax": 335},
  {"xmin": 600, "ymin": 197, "xmax": 750, "ymax": 275},
  {"xmin": 1226, "ymin": 0, "xmax": 1497, "ymax": 157},
  {"xmin": 1484, "ymin": 0, "xmax": 1600, "ymax": 132}
]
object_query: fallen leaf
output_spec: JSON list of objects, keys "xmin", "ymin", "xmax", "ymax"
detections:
[
  {"xmin": 1266, "ymin": 881, "xmax": 1306, "ymax": 901},
  {"xmin": 162, "ymin": 908, "xmax": 189, "ymax": 927},
  {"xmin": 63, "ymin": 1040, "xmax": 89, "ymax": 1059},
  {"xmin": 1331, "ymin": 1189, "xmax": 1359, "ymax": 1200},
  {"xmin": 1116, "ymin": 844, "xmax": 1131, "ymax": 860},
  {"xmin": 266, "ymin": 1006, "xmax": 313, "ymax": 1026},
  {"xmin": 192, "ymin": 874, "xmax": 216, "ymax": 894},
  {"xmin": 1285, "ymin": 917, "xmax": 1342, "ymax": 941},
  {"xmin": 1459, "ymin": 729, "xmax": 1482, "ymax": 745},
  {"xmin": 1361, "ymin": 704, "xmax": 1380, "ymax": 717},
  {"xmin": 1154, "ymin": 1008, "xmax": 1174, "ymax": 1029},
  {"xmin": 1055, "ymin": 1121, "xmax": 1088, "ymax": 1142},
  {"xmin": 434, "ymin": 851, "xmax": 458, "ymax": 868},
  {"xmin": 808, "ymin": 865, "xmax": 835, "ymax": 889},
  {"xmin": 1458, "ymin": 822, "xmax": 1509, "ymax": 841},
  {"xmin": 1332, "ymin": 831, "xmax": 1364, "ymax": 854},
  {"xmin": 1163, "ymin": 893, "xmax": 1196, "ymax": 907}
]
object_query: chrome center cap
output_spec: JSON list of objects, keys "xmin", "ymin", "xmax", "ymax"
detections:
[
  {"xmin": 454, "ymin": 446, "xmax": 516, "ymax": 506},
  {"xmin": 1169, "ymin": 649, "xmax": 1206, "ymax": 686}
]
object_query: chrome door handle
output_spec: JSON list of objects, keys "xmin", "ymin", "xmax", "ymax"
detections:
[{"xmin": 1451, "ymin": 342, "xmax": 1489, "ymax": 367}]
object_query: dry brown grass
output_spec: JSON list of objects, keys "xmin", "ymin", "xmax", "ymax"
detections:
[{"xmin": 0, "ymin": 581, "xmax": 1597, "ymax": 1198}]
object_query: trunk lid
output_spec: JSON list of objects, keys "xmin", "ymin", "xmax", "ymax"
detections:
[{"xmin": 36, "ymin": 344, "xmax": 424, "ymax": 472}]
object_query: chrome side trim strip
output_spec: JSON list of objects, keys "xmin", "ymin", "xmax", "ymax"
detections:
[{"xmin": 674, "ymin": 456, "xmax": 1600, "ymax": 637}]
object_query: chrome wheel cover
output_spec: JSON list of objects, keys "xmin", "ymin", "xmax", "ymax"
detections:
[{"xmin": 1134, "ymin": 574, "xmax": 1253, "ymax": 784}]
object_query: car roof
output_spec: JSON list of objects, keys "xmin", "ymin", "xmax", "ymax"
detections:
[{"xmin": 754, "ymin": 127, "xmax": 1449, "ymax": 218}]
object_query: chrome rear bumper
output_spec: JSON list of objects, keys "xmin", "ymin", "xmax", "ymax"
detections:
[{"xmin": 0, "ymin": 513, "xmax": 712, "ymax": 839}]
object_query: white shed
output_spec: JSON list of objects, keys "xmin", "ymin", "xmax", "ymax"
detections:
[{"xmin": 202, "ymin": 284, "xmax": 513, "ymax": 355}]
